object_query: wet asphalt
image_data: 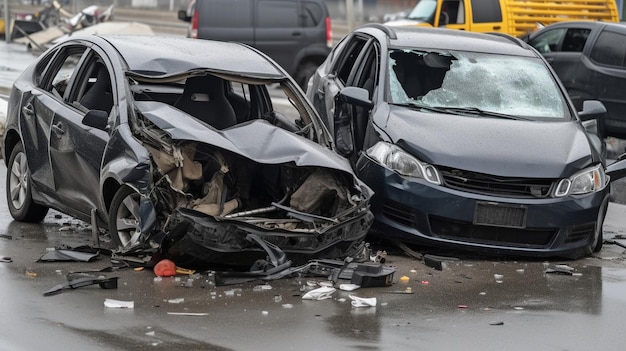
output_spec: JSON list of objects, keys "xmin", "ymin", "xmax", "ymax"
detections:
[{"xmin": 2, "ymin": 15, "xmax": 626, "ymax": 351}]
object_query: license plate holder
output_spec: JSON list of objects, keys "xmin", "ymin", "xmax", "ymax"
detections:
[{"xmin": 473, "ymin": 202, "xmax": 527, "ymax": 228}]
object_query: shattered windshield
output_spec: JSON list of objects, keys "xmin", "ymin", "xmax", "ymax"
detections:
[{"xmin": 387, "ymin": 49, "xmax": 570, "ymax": 119}]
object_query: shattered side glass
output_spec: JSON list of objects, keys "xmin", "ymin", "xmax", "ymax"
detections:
[{"xmin": 388, "ymin": 49, "xmax": 568, "ymax": 119}]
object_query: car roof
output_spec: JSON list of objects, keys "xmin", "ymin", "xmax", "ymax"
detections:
[
  {"xmin": 358, "ymin": 25, "xmax": 536, "ymax": 57},
  {"xmin": 93, "ymin": 35, "xmax": 286, "ymax": 78}
]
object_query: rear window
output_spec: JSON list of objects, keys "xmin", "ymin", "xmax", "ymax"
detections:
[{"xmin": 590, "ymin": 30, "xmax": 626, "ymax": 68}]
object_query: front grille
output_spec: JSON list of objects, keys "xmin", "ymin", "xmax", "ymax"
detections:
[
  {"xmin": 430, "ymin": 216, "xmax": 556, "ymax": 247},
  {"xmin": 565, "ymin": 223, "xmax": 595, "ymax": 243},
  {"xmin": 440, "ymin": 168, "xmax": 556, "ymax": 198}
]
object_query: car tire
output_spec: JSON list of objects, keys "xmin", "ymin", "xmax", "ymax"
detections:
[
  {"xmin": 109, "ymin": 185, "xmax": 141, "ymax": 249},
  {"xmin": 6, "ymin": 143, "xmax": 48, "ymax": 222},
  {"xmin": 295, "ymin": 62, "xmax": 318, "ymax": 89}
]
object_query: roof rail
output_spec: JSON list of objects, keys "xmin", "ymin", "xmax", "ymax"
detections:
[
  {"xmin": 358, "ymin": 23, "xmax": 397, "ymax": 39},
  {"xmin": 487, "ymin": 32, "xmax": 526, "ymax": 48}
]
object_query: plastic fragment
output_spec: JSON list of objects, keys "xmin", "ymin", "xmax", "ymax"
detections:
[
  {"xmin": 490, "ymin": 321, "xmax": 504, "ymax": 326},
  {"xmin": 400, "ymin": 276, "xmax": 410, "ymax": 282},
  {"xmin": 458, "ymin": 305, "xmax": 468, "ymax": 309},
  {"xmin": 261, "ymin": 311, "xmax": 269, "ymax": 315},
  {"xmin": 302, "ymin": 286, "xmax": 335, "ymax": 300},
  {"xmin": 253, "ymin": 284, "xmax": 273, "ymax": 292},
  {"xmin": 104, "ymin": 299, "xmax": 134, "ymax": 309},
  {"xmin": 282, "ymin": 304, "xmax": 293, "ymax": 309},
  {"xmin": 349, "ymin": 295, "xmax": 377, "ymax": 307},
  {"xmin": 167, "ymin": 312, "xmax": 209, "ymax": 316},
  {"xmin": 339, "ymin": 284, "xmax": 360, "ymax": 291},
  {"xmin": 167, "ymin": 298, "xmax": 185, "ymax": 304}
]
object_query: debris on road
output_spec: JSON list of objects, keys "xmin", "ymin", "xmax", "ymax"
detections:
[
  {"xmin": 104, "ymin": 298, "xmax": 134, "ymax": 309},
  {"xmin": 349, "ymin": 295, "xmax": 377, "ymax": 307},
  {"xmin": 44, "ymin": 273, "xmax": 119, "ymax": 296}
]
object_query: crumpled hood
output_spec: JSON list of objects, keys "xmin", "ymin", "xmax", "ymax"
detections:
[
  {"xmin": 383, "ymin": 107, "xmax": 595, "ymax": 178},
  {"xmin": 135, "ymin": 101, "xmax": 359, "ymax": 177}
]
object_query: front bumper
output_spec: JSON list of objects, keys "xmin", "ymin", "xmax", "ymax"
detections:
[{"xmin": 356, "ymin": 157, "xmax": 608, "ymax": 259}]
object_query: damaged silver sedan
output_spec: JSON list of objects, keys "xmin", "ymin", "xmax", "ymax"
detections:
[{"xmin": 4, "ymin": 35, "xmax": 373, "ymax": 267}]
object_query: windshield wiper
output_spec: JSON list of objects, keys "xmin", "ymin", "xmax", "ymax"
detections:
[{"xmin": 431, "ymin": 106, "xmax": 531, "ymax": 120}]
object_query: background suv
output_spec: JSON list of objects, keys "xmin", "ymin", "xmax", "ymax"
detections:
[{"xmin": 179, "ymin": 0, "xmax": 332, "ymax": 87}]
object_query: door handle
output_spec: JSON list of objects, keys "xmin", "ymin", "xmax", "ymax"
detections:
[
  {"xmin": 292, "ymin": 31, "xmax": 302, "ymax": 37},
  {"xmin": 52, "ymin": 122, "xmax": 65, "ymax": 135},
  {"xmin": 22, "ymin": 104, "xmax": 34, "ymax": 116}
]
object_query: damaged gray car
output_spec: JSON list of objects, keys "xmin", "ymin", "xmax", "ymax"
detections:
[{"xmin": 3, "ymin": 35, "xmax": 374, "ymax": 267}]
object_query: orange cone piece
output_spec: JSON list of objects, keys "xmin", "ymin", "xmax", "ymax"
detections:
[{"xmin": 154, "ymin": 259, "xmax": 177, "ymax": 277}]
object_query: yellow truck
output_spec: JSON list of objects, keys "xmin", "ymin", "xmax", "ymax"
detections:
[{"xmin": 385, "ymin": 0, "xmax": 619, "ymax": 37}]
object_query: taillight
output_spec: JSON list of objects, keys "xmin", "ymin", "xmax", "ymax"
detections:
[
  {"xmin": 191, "ymin": 10, "xmax": 199, "ymax": 39},
  {"xmin": 325, "ymin": 16, "xmax": 332, "ymax": 48}
]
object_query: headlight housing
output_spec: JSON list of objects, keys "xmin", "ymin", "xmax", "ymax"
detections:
[
  {"xmin": 555, "ymin": 164, "xmax": 607, "ymax": 197},
  {"xmin": 366, "ymin": 142, "xmax": 442, "ymax": 185}
]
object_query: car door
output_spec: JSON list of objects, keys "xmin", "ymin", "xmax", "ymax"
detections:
[
  {"xmin": 528, "ymin": 26, "xmax": 593, "ymax": 110},
  {"xmin": 19, "ymin": 44, "xmax": 89, "ymax": 199},
  {"xmin": 48, "ymin": 49, "xmax": 112, "ymax": 218}
]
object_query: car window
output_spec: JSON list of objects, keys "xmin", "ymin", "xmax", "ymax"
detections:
[
  {"xmin": 40, "ymin": 46, "xmax": 88, "ymax": 99},
  {"xmin": 590, "ymin": 30, "xmax": 626, "ymax": 68},
  {"xmin": 335, "ymin": 36, "xmax": 368, "ymax": 85},
  {"xmin": 470, "ymin": 0, "xmax": 502, "ymax": 23},
  {"xmin": 258, "ymin": 0, "xmax": 298, "ymax": 28},
  {"xmin": 441, "ymin": 0, "xmax": 465, "ymax": 24},
  {"xmin": 352, "ymin": 43, "xmax": 379, "ymax": 99},
  {"xmin": 388, "ymin": 49, "xmax": 569, "ymax": 119},
  {"xmin": 561, "ymin": 28, "xmax": 590, "ymax": 52},
  {"xmin": 69, "ymin": 56, "xmax": 114, "ymax": 114},
  {"xmin": 529, "ymin": 28, "xmax": 566, "ymax": 53}
]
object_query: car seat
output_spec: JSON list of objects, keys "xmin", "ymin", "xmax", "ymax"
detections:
[
  {"xmin": 175, "ymin": 75, "xmax": 237, "ymax": 130},
  {"xmin": 80, "ymin": 63, "xmax": 113, "ymax": 114}
]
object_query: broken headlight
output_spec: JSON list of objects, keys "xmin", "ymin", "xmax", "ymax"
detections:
[
  {"xmin": 555, "ymin": 164, "xmax": 607, "ymax": 197},
  {"xmin": 366, "ymin": 141, "xmax": 441, "ymax": 185}
]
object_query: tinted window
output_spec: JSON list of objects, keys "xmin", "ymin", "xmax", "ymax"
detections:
[
  {"xmin": 258, "ymin": 1, "xmax": 298, "ymax": 28},
  {"xmin": 590, "ymin": 30, "xmax": 626, "ymax": 67},
  {"xmin": 470, "ymin": 0, "xmax": 501, "ymax": 22},
  {"xmin": 561, "ymin": 28, "xmax": 590, "ymax": 52},
  {"xmin": 201, "ymin": 0, "xmax": 252, "ymax": 28}
]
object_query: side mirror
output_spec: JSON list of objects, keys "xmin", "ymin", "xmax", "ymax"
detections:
[
  {"xmin": 578, "ymin": 100, "xmax": 606, "ymax": 121},
  {"xmin": 338, "ymin": 86, "xmax": 373, "ymax": 109},
  {"xmin": 82, "ymin": 109, "xmax": 109, "ymax": 131},
  {"xmin": 178, "ymin": 10, "xmax": 191, "ymax": 22}
]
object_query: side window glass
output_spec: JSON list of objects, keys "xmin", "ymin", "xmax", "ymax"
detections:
[
  {"xmin": 73, "ymin": 58, "xmax": 114, "ymax": 114},
  {"xmin": 258, "ymin": 1, "xmax": 298, "ymax": 28},
  {"xmin": 529, "ymin": 28, "xmax": 566, "ymax": 54},
  {"xmin": 335, "ymin": 36, "xmax": 368, "ymax": 85},
  {"xmin": 470, "ymin": 0, "xmax": 502, "ymax": 23},
  {"xmin": 33, "ymin": 51, "xmax": 55, "ymax": 87},
  {"xmin": 41, "ymin": 47, "xmax": 87, "ymax": 99},
  {"xmin": 561, "ymin": 28, "xmax": 590, "ymax": 52},
  {"xmin": 590, "ymin": 30, "xmax": 626, "ymax": 67},
  {"xmin": 204, "ymin": 0, "xmax": 252, "ymax": 27},
  {"xmin": 441, "ymin": 0, "xmax": 465, "ymax": 25},
  {"xmin": 302, "ymin": 1, "xmax": 323, "ymax": 27}
]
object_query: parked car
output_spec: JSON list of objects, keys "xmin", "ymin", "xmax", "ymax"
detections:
[
  {"xmin": 307, "ymin": 24, "xmax": 626, "ymax": 259},
  {"xmin": 178, "ymin": 0, "xmax": 332, "ymax": 88},
  {"xmin": 4, "ymin": 35, "xmax": 373, "ymax": 268},
  {"xmin": 523, "ymin": 21, "xmax": 626, "ymax": 140}
]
